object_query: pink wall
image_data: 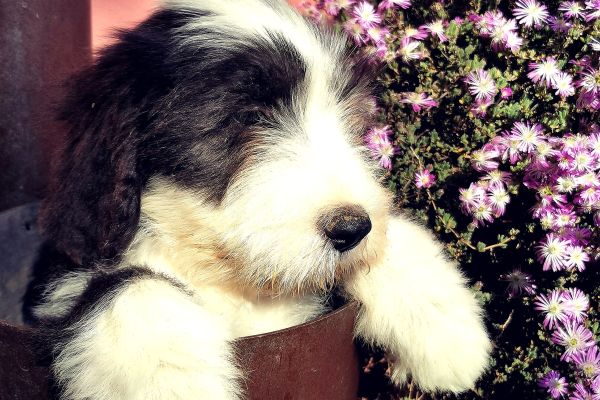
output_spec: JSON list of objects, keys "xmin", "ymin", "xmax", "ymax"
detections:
[
  {"xmin": 92, "ymin": 0, "xmax": 306, "ymax": 50},
  {"xmin": 92, "ymin": 0, "xmax": 157, "ymax": 50}
]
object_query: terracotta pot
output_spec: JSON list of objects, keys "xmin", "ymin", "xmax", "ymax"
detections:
[{"xmin": 0, "ymin": 302, "xmax": 360, "ymax": 400}]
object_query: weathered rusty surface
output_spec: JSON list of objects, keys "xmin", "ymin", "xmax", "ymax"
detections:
[
  {"xmin": 236, "ymin": 302, "xmax": 360, "ymax": 400},
  {"xmin": 0, "ymin": 321, "xmax": 50, "ymax": 400},
  {"xmin": 0, "ymin": 0, "xmax": 91, "ymax": 211}
]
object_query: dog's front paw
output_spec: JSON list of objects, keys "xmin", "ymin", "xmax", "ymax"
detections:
[
  {"xmin": 347, "ymin": 216, "xmax": 491, "ymax": 394},
  {"xmin": 386, "ymin": 306, "xmax": 492, "ymax": 393}
]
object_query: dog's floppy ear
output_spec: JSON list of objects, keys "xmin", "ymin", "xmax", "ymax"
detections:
[{"xmin": 40, "ymin": 49, "xmax": 146, "ymax": 266}]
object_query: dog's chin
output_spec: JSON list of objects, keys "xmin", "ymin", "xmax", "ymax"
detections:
[{"xmin": 239, "ymin": 242, "xmax": 369, "ymax": 297}]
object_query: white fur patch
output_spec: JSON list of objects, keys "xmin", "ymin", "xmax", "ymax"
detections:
[
  {"xmin": 32, "ymin": 271, "xmax": 92, "ymax": 320},
  {"xmin": 345, "ymin": 217, "xmax": 492, "ymax": 393},
  {"xmin": 53, "ymin": 277, "xmax": 242, "ymax": 400}
]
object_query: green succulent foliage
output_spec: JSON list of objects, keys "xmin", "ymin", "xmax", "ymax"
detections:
[{"xmin": 350, "ymin": 1, "xmax": 600, "ymax": 399}]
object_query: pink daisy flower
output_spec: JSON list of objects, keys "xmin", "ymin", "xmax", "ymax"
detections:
[
  {"xmin": 570, "ymin": 382, "xmax": 597, "ymax": 400},
  {"xmin": 552, "ymin": 72, "xmax": 576, "ymax": 97},
  {"xmin": 352, "ymin": 1, "xmax": 381, "ymax": 28},
  {"xmin": 464, "ymin": 69, "xmax": 498, "ymax": 101},
  {"xmin": 471, "ymin": 146, "xmax": 500, "ymax": 171},
  {"xmin": 552, "ymin": 321, "xmax": 595, "ymax": 361},
  {"xmin": 585, "ymin": 0, "xmax": 600, "ymax": 21},
  {"xmin": 535, "ymin": 290, "xmax": 569, "ymax": 329},
  {"xmin": 470, "ymin": 98, "xmax": 494, "ymax": 117},
  {"xmin": 565, "ymin": 245, "xmax": 590, "ymax": 271},
  {"xmin": 459, "ymin": 183, "xmax": 486, "ymax": 213},
  {"xmin": 488, "ymin": 186, "xmax": 510, "ymax": 216},
  {"xmin": 365, "ymin": 126, "xmax": 392, "ymax": 147},
  {"xmin": 415, "ymin": 169, "xmax": 436, "ymax": 189},
  {"xmin": 399, "ymin": 92, "xmax": 438, "ymax": 112},
  {"xmin": 511, "ymin": 121, "xmax": 545, "ymax": 153},
  {"xmin": 481, "ymin": 169, "xmax": 512, "ymax": 189},
  {"xmin": 378, "ymin": 0, "xmax": 411, "ymax": 11},
  {"xmin": 369, "ymin": 140, "xmax": 395, "ymax": 170},
  {"xmin": 528, "ymin": 57, "xmax": 560, "ymax": 87},
  {"xmin": 397, "ymin": 37, "xmax": 423, "ymax": 62},
  {"xmin": 343, "ymin": 18, "xmax": 366, "ymax": 44},
  {"xmin": 572, "ymin": 346, "xmax": 600, "ymax": 378},
  {"xmin": 563, "ymin": 288, "xmax": 589, "ymax": 322},
  {"xmin": 536, "ymin": 233, "xmax": 569, "ymax": 271},
  {"xmin": 539, "ymin": 370, "xmax": 568, "ymax": 399},
  {"xmin": 559, "ymin": 1, "xmax": 586, "ymax": 19},
  {"xmin": 422, "ymin": 20, "xmax": 448, "ymax": 42},
  {"xmin": 513, "ymin": 0, "xmax": 550, "ymax": 27},
  {"xmin": 403, "ymin": 26, "xmax": 428, "ymax": 40}
]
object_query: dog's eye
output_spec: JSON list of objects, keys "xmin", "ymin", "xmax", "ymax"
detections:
[{"xmin": 237, "ymin": 105, "xmax": 274, "ymax": 126}]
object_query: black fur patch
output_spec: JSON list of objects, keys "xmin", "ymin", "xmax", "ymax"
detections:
[{"xmin": 39, "ymin": 9, "xmax": 306, "ymax": 266}]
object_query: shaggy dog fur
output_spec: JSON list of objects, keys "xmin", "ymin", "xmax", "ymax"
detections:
[{"xmin": 24, "ymin": 0, "xmax": 492, "ymax": 399}]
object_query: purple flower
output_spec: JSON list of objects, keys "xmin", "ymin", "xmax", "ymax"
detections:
[
  {"xmin": 539, "ymin": 370, "xmax": 568, "ymax": 399},
  {"xmin": 563, "ymin": 227, "xmax": 592, "ymax": 246},
  {"xmin": 369, "ymin": 140, "xmax": 395, "ymax": 170},
  {"xmin": 563, "ymin": 288, "xmax": 590, "ymax": 322},
  {"xmin": 471, "ymin": 98, "xmax": 494, "ymax": 117},
  {"xmin": 537, "ymin": 233, "xmax": 570, "ymax": 271},
  {"xmin": 591, "ymin": 37, "xmax": 600, "ymax": 51},
  {"xmin": 535, "ymin": 290, "xmax": 569, "ymax": 329},
  {"xmin": 552, "ymin": 321, "xmax": 595, "ymax": 361},
  {"xmin": 565, "ymin": 245, "xmax": 590, "ymax": 271},
  {"xmin": 513, "ymin": 0, "xmax": 550, "ymax": 28},
  {"xmin": 549, "ymin": 16, "xmax": 573, "ymax": 32},
  {"xmin": 459, "ymin": 183, "xmax": 486, "ymax": 213},
  {"xmin": 422, "ymin": 20, "xmax": 448, "ymax": 42},
  {"xmin": 493, "ymin": 132, "xmax": 522, "ymax": 164},
  {"xmin": 472, "ymin": 200, "xmax": 495, "ymax": 225},
  {"xmin": 403, "ymin": 26, "xmax": 428, "ymax": 40},
  {"xmin": 585, "ymin": 0, "xmax": 600, "ymax": 21},
  {"xmin": 378, "ymin": 0, "xmax": 411, "ymax": 11},
  {"xmin": 481, "ymin": 169, "xmax": 512, "ymax": 189},
  {"xmin": 528, "ymin": 57, "xmax": 560, "ymax": 87},
  {"xmin": 398, "ymin": 37, "xmax": 423, "ymax": 62},
  {"xmin": 343, "ymin": 18, "xmax": 366, "ymax": 44},
  {"xmin": 499, "ymin": 270, "xmax": 536, "ymax": 298},
  {"xmin": 399, "ymin": 92, "xmax": 438, "ymax": 112},
  {"xmin": 511, "ymin": 121, "xmax": 545, "ymax": 153},
  {"xmin": 570, "ymin": 382, "xmax": 598, "ymax": 400},
  {"xmin": 471, "ymin": 146, "xmax": 500, "ymax": 171},
  {"xmin": 559, "ymin": 1, "xmax": 586, "ymax": 19},
  {"xmin": 503, "ymin": 31, "xmax": 524, "ymax": 53},
  {"xmin": 352, "ymin": 1, "xmax": 382, "ymax": 28},
  {"xmin": 501, "ymin": 87, "xmax": 514, "ymax": 99},
  {"xmin": 415, "ymin": 169, "xmax": 436, "ymax": 188},
  {"xmin": 577, "ymin": 66, "xmax": 600, "ymax": 96},
  {"xmin": 553, "ymin": 72, "xmax": 576, "ymax": 97},
  {"xmin": 488, "ymin": 186, "xmax": 510, "ymax": 216},
  {"xmin": 572, "ymin": 346, "xmax": 600, "ymax": 378},
  {"xmin": 365, "ymin": 126, "xmax": 392, "ymax": 147},
  {"xmin": 366, "ymin": 25, "xmax": 389, "ymax": 44},
  {"xmin": 465, "ymin": 69, "xmax": 498, "ymax": 101}
]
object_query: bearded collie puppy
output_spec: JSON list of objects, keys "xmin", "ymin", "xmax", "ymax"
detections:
[{"xmin": 24, "ymin": 0, "xmax": 491, "ymax": 398}]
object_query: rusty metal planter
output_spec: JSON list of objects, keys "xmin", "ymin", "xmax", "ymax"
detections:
[{"xmin": 0, "ymin": 301, "xmax": 359, "ymax": 400}]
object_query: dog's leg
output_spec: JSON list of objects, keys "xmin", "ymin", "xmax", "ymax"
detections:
[
  {"xmin": 46, "ymin": 268, "xmax": 241, "ymax": 400},
  {"xmin": 344, "ymin": 216, "xmax": 491, "ymax": 393}
]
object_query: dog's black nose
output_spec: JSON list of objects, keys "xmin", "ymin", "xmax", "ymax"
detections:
[{"xmin": 321, "ymin": 206, "xmax": 372, "ymax": 252}]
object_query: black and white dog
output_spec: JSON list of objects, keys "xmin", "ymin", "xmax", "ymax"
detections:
[{"xmin": 25, "ymin": 0, "xmax": 491, "ymax": 398}]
